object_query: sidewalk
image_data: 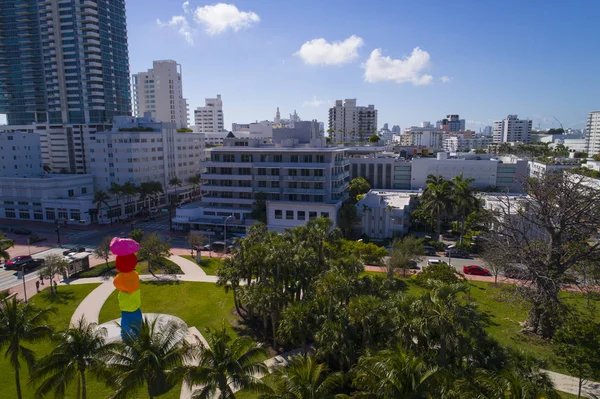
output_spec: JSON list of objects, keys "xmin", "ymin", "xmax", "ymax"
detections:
[{"xmin": 545, "ymin": 370, "xmax": 600, "ymax": 398}]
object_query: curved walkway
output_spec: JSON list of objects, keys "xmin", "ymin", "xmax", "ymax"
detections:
[{"xmin": 67, "ymin": 254, "xmax": 600, "ymax": 398}]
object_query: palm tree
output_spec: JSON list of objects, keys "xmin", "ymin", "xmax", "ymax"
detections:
[
  {"xmin": 278, "ymin": 303, "xmax": 315, "ymax": 356},
  {"xmin": 184, "ymin": 325, "xmax": 269, "ymax": 398},
  {"xmin": 148, "ymin": 181, "xmax": 164, "ymax": 210},
  {"xmin": 0, "ymin": 232, "xmax": 14, "ymax": 261},
  {"xmin": 260, "ymin": 355, "xmax": 343, "ymax": 399},
  {"xmin": 33, "ymin": 316, "xmax": 115, "ymax": 399},
  {"xmin": 92, "ymin": 190, "xmax": 110, "ymax": 224},
  {"xmin": 351, "ymin": 345, "xmax": 438, "ymax": 398},
  {"xmin": 450, "ymin": 173, "xmax": 478, "ymax": 243},
  {"xmin": 420, "ymin": 175, "xmax": 451, "ymax": 241},
  {"xmin": 120, "ymin": 181, "xmax": 138, "ymax": 219},
  {"xmin": 188, "ymin": 175, "xmax": 202, "ymax": 200},
  {"xmin": 108, "ymin": 183, "xmax": 123, "ymax": 222},
  {"xmin": 169, "ymin": 177, "xmax": 183, "ymax": 206},
  {"xmin": 107, "ymin": 317, "xmax": 194, "ymax": 399},
  {"xmin": 0, "ymin": 297, "xmax": 54, "ymax": 399}
]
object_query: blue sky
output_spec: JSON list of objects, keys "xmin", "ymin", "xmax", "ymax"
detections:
[{"xmin": 3, "ymin": 0, "xmax": 599, "ymax": 130}]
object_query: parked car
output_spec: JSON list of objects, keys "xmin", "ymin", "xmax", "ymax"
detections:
[
  {"xmin": 441, "ymin": 234, "xmax": 457, "ymax": 241},
  {"xmin": 463, "ymin": 265, "xmax": 490, "ymax": 276},
  {"xmin": 427, "ymin": 259, "xmax": 443, "ymax": 266},
  {"xmin": 423, "ymin": 246, "xmax": 437, "ymax": 256},
  {"xmin": 4, "ymin": 255, "xmax": 33, "ymax": 270},
  {"xmin": 444, "ymin": 249, "xmax": 469, "ymax": 258},
  {"xmin": 408, "ymin": 260, "xmax": 420, "ymax": 270},
  {"xmin": 504, "ymin": 266, "xmax": 527, "ymax": 280},
  {"xmin": 21, "ymin": 258, "xmax": 44, "ymax": 271}
]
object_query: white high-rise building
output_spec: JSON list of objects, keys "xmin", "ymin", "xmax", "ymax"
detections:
[
  {"xmin": 89, "ymin": 114, "xmax": 204, "ymax": 200},
  {"xmin": 195, "ymin": 95, "xmax": 225, "ymax": 133},
  {"xmin": 585, "ymin": 111, "xmax": 600, "ymax": 156},
  {"xmin": 132, "ymin": 60, "xmax": 189, "ymax": 128},
  {"xmin": 400, "ymin": 126, "xmax": 444, "ymax": 149},
  {"xmin": 493, "ymin": 115, "xmax": 532, "ymax": 143},
  {"xmin": 328, "ymin": 99, "xmax": 377, "ymax": 142}
]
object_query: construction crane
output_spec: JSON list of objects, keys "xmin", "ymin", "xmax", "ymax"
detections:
[{"xmin": 553, "ymin": 116, "xmax": 565, "ymax": 133}]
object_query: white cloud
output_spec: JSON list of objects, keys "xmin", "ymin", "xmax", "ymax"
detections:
[
  {"xmin": 182, "ymin": 1, "xmax": 190, "ymax": 14},
  {"xmin": 363, "ymin": 47, "xmax": 433, "ymax": 85},
  {"xmin": 193, "ymin": 3, "xmax": 260, "ymax": 35},
  {"xmin": 157, "ymin": 15, "xmax": 194, "ymax": 45},
  {"xmin": 295, "ymin": 35, "xmax": 364, "ymax": 66},
  {"xmin": 440, "ymin": 76, "xmax": 453, "ymax": 83},
  {"xmin": 302, "ymin": 96, "xmax": 330, "ymax": 107}
]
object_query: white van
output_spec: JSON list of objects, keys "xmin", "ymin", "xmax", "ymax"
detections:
[{"xmin": 427, "ymin": 259, "xmax": 442, "ymax": 266}]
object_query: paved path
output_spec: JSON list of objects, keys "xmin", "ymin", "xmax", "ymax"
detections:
[
  {"xmin": 545, "ymin": 370, "xmax": 600, "ymax": 398},
  {"xmin": 70, "ymin": 280, "xmax": 116, "ymax": 326},
  {"xmin": 168, "ymin": 255, "xmax": 207, "ymax": 278}
]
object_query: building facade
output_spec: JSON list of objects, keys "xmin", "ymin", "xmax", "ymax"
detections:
[
  {"xmin": 89, "ymin": 115, "xmax": 204, "ymax": 200},
  {"xmin": 356, "ymin": 190, "xmax": 417, "ymax": 239},
  {"xmin": 527, "ymin": 159, "xmax": 581, "ymax": 178},
  {"xmin": 400, "ymin": 126, "xmax": 444, "ymax": 149},
  {"xmin": 132, "ymin": 60, "xmax": 189, "ymax": 128},
  {"xmin": 0, "ymin": 0, "xmax": 131, "ymax": 125},
  {"xmin": 436, "ymin": 115, "xmax": 465, "ymax": 132},
  {"xmin": 0, "ymin": 132, "xmax": 43, "ymax": 177},
  {"xmin": 493, "ymin": 115, "xmax": 532, "ymax": 143},
  {"xmin": 442, "ymin": 136, "xmax": 494, "ymax": 152},
  {"xmin": 328, "ymin": 99, "xmax": 377, "ymax": 143},
  {"xmin": 194, "ymin": 95, "xmax": 225, "ymax": 133},
  {"xmin": 585, "ymin": 111, "xmax": 600, "ymax": 156},
  {"xmin": 0, "ymin": 174, "xmax": 96, "ymax": 225},
  {"xmin": 174, "ymin": 137, "xmax": 349, "ymax": 234}
]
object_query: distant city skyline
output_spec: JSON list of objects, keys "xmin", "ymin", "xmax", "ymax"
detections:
[{"xmin": 1, "ymin": 0, "xmax": 598, "ymax": 130}]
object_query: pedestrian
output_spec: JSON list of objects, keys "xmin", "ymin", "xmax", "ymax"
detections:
[
  {"xmin": 53, "ymin": 280, "xmax": 57, "ymax": 292},
  {"xmin": 40, "ymin": 275, "xmax": 44, "ymax": 285},
  {"xmin": 35, "ymin": 280, "xmax": 40, "ymax": 293}
]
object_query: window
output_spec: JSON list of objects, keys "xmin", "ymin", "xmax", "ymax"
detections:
[
  {"xmin": 19, "ymin": 210, "xmax": 30, "ymax": 219},
  {"xmin": 272, "ymin": 181, "xmax": 280, "ymax": 188},
  {"xmin": 289, "ymin": 182, "xmax": 298, "ymax": 189},
  {"xmin": 258, "ymin": 181, "xmax": 267, "ymax": 188},
  {"xmin": 68, "ymin": 189, "xmax": 74, "ymax": 197},
  {"xmin": 314, "ymin": 169, "xmax": 324, "ymax": 177},
  {"xmin": 301, "ymin": 169, "xmax": 310, "ymax": 176},
  {"xmin": 82, "ymin": 187, "xmax": 87, "ymax": 194},
  {"xmin": 275, "ymin": 210, "xmax": 282, "ymax": 219},
  {"xmin": 241, "ymin": 154, "xmax": 252, "ymax": 162},
  {"xmin": 309, "ymin": 211, "xmax": 317, "ymax": 219},
  {"xmin": 321, "ymin": 212, "xmax": 330, "ymax": 218},
  {"xmin": 274, "ymin": 155, "xmax": 282, "ymax": 162},
  {"xmin": 290, "ymin": 155, "xmax": 299, "ymax": 163},
  {"xmin": 33, "ymin": 211, "xmax": 43, "ymax": 221},
  {"xmin": 315, "ymin": 182, "xmax": 324, "ymax": 189},
  {"xmin": 271, "ymin": 169, "xmax": 280, "ymax": 176},
  {"xmin": 257, "ymin": 168, "xmax": 266, "ymax": 175},
  {"xmin": 45, "ymin": 209, "xmax": 56, "ymax": 220},
  {"xmin": 286, "ymin": 210, "xmax": 294, "ymax": 220},
  {"xmin": 5, "ymin": 209, "xmax": 16, "ymax": 218},
  {"xmin": 303, "ymin": 155, "xmax": 312, "ymax": 163},
  {"xmin": 70, "ymin": 210, "xmax": 80, "ymax": 220},
  {"xmin": 316, "ymin": 155, "xmax": 325, "ymax": 163},
  {"xmin": 288, "ymin": 169, "xmax": 297, "ymax": 176},
  {"xmin": 58, "ymin": 209, "xmax": 68, "ymax": 220},
  {"xmin": 297, "ymin": 211, "xmax": 306, "ymax": 220}
]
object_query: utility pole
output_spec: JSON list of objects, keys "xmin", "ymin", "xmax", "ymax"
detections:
[
  {"xmin": 224, "ymin": 215, "xmax": 233, "ymax": 255},
  {"xmin": 20, "ymin": 264, "xmax": 27, "ymax": 303}
]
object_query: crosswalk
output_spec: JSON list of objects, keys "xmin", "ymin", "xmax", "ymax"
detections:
[
  {"xmin": 64, "ymin": 230, "xmax": 99, "ymax": 240},
  {"xmin": 0, "ymin": 267, "xmax": 39, "ymax": 292},
  {"xmin": 135, "ymin": 221, "xmax": 169, "ymax": 231}
]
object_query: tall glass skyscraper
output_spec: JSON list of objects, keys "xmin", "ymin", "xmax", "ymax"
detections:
[{"xmin": 0, "ymin": 0, "xmax": 131, "ymax": 125}]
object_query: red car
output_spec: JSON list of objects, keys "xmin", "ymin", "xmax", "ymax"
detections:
[
  {"xmin": 4, "ymin": 255, "xmax": 33, "ymax": 270},
  {"xmin": 463, "ymin": 265, "xmax": 490, "ymax": 276}
]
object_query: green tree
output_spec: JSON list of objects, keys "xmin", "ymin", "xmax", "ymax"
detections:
[
  {"xmin": 138, "ymin": 232, "xmax": 172, "ymax": 276},
  {"xmin": 387, "ymin": 236, "xmax": 426, "ymax": 278},
  {"xmin": 120, "ymin": 182, "xmax": 138, "ymax": 218},
  {"xmin": 0, "ymin": 297, "xmax": 54, "ymax": 399},
  {"xmin": 40, "ymin": 255, "xmax": 69, "ymax": 293},
  {"xmin": 368, "ymin": 134, "xmax": 380, "ymax": 143},
  {"xmin": 351, "ymin": 346, "xmax": 438, "ymax": 398},
  {"xmin": 128, "ymin": 229, "xmax": 144, "ymax": 244},
  {"xmin": 107, "ymin": 317, "xmax": 194, "ymax": 399},
  {"xmin": 420, "ymin": 175, "xmax": 451, "ymax": 241},
  {"xmin": 553, "ymin": 317, "xmax": 600, "ymax": 398},
  {"xmin": 33, "ymin": 317, "xmax": 115, "ymax": 399},
  {"xmin": 261, "ymin": 355, "xmax": 343, "ymax": 399},
  {"xmin": 169, "ymin": 176, "xmax": 183, "ymax": 205},
  {"xmin": 184, "ymin": 326, "xmax": 269, "ymax": 399},
  {"xmin": 0, "ymin": 232, "xmax": 14, "ymax": 261},
  {"xmin": 92, "ymin": 190, "xmax": 110, "ymax": 224},
  {"xmin": 187, "ymin": 175, "xmax": 202, "ymax": 200},
  {"xmin": 249, "ymin": 192, "xmax": 268, "ymax": 224},
  {"xmin": 108, "ymin": 183, "xmax": 123, "ymax": 222},
  {"xmin": 450, "ymin": 173, "xmax": 479, "ymax": 244},
  {"xmin": 349, "ymin": 177, "xmax": 371, "ymax": 203},
  {"xmin": 278, "ymin": 303, "xmax": 315, "ymax": 356},
  {"xmin": 93, "ymin": 236, "xmax": 113, "ymax": 272},
  {"xmin": 337, "ymin": 202, "xmax": 360, "ymax": 238},
  {"xmin": 187, "ymin": 232, "xmax": 206, "ymax": 258}
]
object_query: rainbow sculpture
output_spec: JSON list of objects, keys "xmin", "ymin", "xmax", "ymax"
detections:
[{"xmin": 110, "ymin": 237, "xmax": 142, "ymax": 338}]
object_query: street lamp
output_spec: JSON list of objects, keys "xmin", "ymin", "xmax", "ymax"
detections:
[
  {"xmin": 20, "ymin": 263, "xmax": 28, "ymax": 303},
  {"xmin": 224, "ymin": 215, "xmax": 233, "ymax": 255},
  {"xmin": 55, "ymin": 226, "xmax": 61, "ymax": 248}
]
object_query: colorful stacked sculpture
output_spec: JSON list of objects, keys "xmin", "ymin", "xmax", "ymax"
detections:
[{"xmin": 110, "ymin": 237, "xmax": 142, "ymax": 338}]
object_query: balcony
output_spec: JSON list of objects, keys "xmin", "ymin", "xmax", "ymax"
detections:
[
  {"xmin": 201, "ymin": 173, "xmax": 252, "ymax": 181},
  {"xmin": 283, "ymin": 188, "xmax": 326, "ymax": 194},
  {"xmin": 254, "ymin": 175, "xmax": 281, "ymax": 181},
  {"xmin": 201, "ymin": 185, "xmax": 252, "ymax": 193},
  {"xmin": 331, "ymin": 171, "xmax": 350, "ymax": 180},
  {"xmin": 200, "ymin": 197, "xmax": 254, "ymax": 205}
]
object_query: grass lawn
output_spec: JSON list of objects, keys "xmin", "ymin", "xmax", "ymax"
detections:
[
  {"xmin": 181, "ymin": 254, "xmax": 223, "ymax": 275},
  {"xmin": 99, "ymin": 281, "xmax": 237, "ymax": 334},
  {"xmin": 0, "ymin": 283, "xmax": 101, "ymax": 399},
  {"xmin": 77, "ymin": 257, "xmax": 182, "ymax": 277}
]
